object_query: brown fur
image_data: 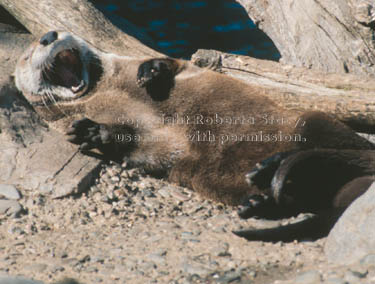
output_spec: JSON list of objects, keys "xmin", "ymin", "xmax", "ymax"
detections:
[
  {"xmin": 333, "ymin": 175, "xmax": 375, "ymax": 209},
  {"xmin": 15, "ymin": 32, "xmax": 375, "ymax": 206}
]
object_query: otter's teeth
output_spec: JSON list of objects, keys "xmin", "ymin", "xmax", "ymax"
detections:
[{"xmin": 71, "ymin": 80, "xmax": 85, "ymax": 93}]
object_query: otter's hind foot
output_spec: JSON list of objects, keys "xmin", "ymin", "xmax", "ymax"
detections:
[{"xmin": 66, "ymin": 118, "xmax": 111, "ymax": 151}]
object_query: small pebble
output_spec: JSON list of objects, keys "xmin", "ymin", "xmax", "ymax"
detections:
[
  {"xmin": 360, "ymin": 254, "xmax": 375, "ymax": 266},
  {"xmin": 324, "ymin": 279, "xmax": 348, "ymax": 284},
  {"xmin": 294, "ymin": 270, "xmax": 322, "ymax": 284},
  {"xmin": 0, "ymin": 185, "xmax": 21, "ymax": 200},
  {"xmin": 0, "ymin": 200, "xmax": 22, "ymax": 216}
]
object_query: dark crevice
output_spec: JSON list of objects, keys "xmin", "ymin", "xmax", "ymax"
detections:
[
  {"xmin": 0, "ymin": 5, "xmax": 29, "ymax": 33},
  {"xmin": 360, "ymin": 21, "xmax": 375, "ymax": 30}
]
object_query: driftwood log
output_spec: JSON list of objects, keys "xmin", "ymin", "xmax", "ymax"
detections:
[
  {"xmin": 192, "ymin": 50, "xmax": 375, "ymax": 133},
  {"xmin": 238, "ymin": 0, "xmax": 375, "ymax": 75},
  {"xmin": 0, "ymin": 0, "xmax": 374, "ymax": 133},
  {"xmin": 0, "ymin": 0, "xmax": 162, "ymax": 57}
]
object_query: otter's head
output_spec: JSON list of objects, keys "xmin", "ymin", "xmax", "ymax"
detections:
[{"xmin": 15, "ymin": 31, "xmax": 97, "ymax": 104}]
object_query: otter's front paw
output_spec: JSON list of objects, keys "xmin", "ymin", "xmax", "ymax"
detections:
[
  {"xmin": 137, "ymin": 59, "xmax": 173, "ymax": 87},
  {"xmin": 66, "ymin": 118, "xmax": 111, "ymax": 151}
]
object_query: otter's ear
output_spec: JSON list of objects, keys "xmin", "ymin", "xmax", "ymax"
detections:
[{"xmin": 9, "ymin": 74, "xmax": 15, "ymax": 83}]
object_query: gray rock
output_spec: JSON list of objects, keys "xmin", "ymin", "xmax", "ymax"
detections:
[
  {"xmin": 191, "ymin": 49, "xmax": 222, "ymax": 70},
  {"xmin": 147, "ymin": 249, "xmax": 167, "ymax": 264},
  {"xmin": 294, "ymin": 270, "xmax": 322, "ymax": 284},
  {"xmin": 215, "ymin": 271, "xmax": 242, "ymax": 283},
  {"xmin": 0, "ymin": 77, "xmax": 44, "ymax": 147},
  {"xmin": 158, "ymin": 187, "xmax": 172, "ymax": 198},
  {"xmin": 325, "ymin": 182, "xmax": 375, "ymax": 265},
  {"xmin": 344, "ymin": 269, "xmax": 367, "ymax": 282},
  {"xmin": 0, "ymin": 76, "xmax": 102, "ymax": 199},
  {"xmin": 85, "ymin": 266, "xmax": 99, "ymax": 273},
  {"xmin": 360, "ymin": 254, "xmax": 375, "ymax": 266},
  {"xmin": 0, "ymin": 276, "xmax": 44, "ymax": 284},
  {"xmin": 0, "ymin": 184, "xmax": 20, "ymax": 200},
  {"xmin": 50, "ymin": 266, "xmax": 65, "ymax": 273},
  {"xmin": 182, "ymin": 262, "xmax": 212, "ymax": 276},
  {"xmin": 358, "ymin": 133, "xmax": 375, "ymax": 144},
  {"xmin": 214, "ymin": 242, "xmax": 230, "ymax": 257},
  {"xmin": 23, "ymin": 263, "xmax": 48, "ymax": 273},
  {"xmin": 0, "ymin": 128, "xmax": 102, "ymax": 198},
  {"xmin": 0, "ymin": 200, "xmax": 22, "ymax": 216},
  {"xmin": 323, "ymin": 279, "xmax": 348, "ymax": 284},
  {"xmin": 147, "ymin": 253, "xmax": 166, "ymax": 265},
  {"xmin": 8, "ymin": 226, "xmax": 25, "ymax": 235}
]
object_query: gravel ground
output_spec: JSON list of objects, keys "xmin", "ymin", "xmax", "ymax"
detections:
[{"xmin": 1, "ymin": 161, "xmax": 375, "ymax": 284}]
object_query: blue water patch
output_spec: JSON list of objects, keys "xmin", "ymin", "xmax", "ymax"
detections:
[
  {"xmin": 176, "ymin": 22, "xmax": 190, "ymax": 29},
  {"xmin": 246, "ymin": 21, "xmax": 257, "ymax": 29},
  {"xmin": 223, "ymin": 2, "xmax": 243, "ymax": 9},
  {"xmin": 149, "ymin": 20, "xmax": 167, "ymax": 31},
  {"xmin": 106, "ymin": 4, "xmax": 118, "ymax": 12},
  {"xmin": 174, "ymin": 39, "xmax": 188, "ymax": 45},
  {"xmin": 158, "ymin": 40, "xmax": 188, "ymax": 48},
  {"xmin": 150, "ymin": 20, "xmax": 167, "ymax": 27},
  {"xmin": 173, "ymin": 1, "xmax": 207, "ymax": 10},
  {"xmin": 262, "ymin": 41, "xmax": 276, "ymax": 48},
  {"xmin": 213, "ymin": 22, "xmax": 244, "ymax": 32},
  {"xmin": 186, "ymin": 1, "xmax": 207, "ymax": 9},
  {"xmin": 253, "ymin": 50, "xmax": 272, "ymax": 58},
  {"xmin": 89, "ymin": 0, "xmax": 281, "ymax": 61},
  {"xmin": 173, "ymin": 3, "xmax": 182, "ymax": 10},
  {"xmin": 230, "ymin": 50, "xmax": 249, "ymax": 55},
  {"xmin": 128, "ymin": 1, "xmax": 162, "ymax": 12},
  {"xmin": 157, "ymin": 41, "xmax": 173, "ymax": 48},
  {"xmin": 166, "ymin": 47, "xmax": 186, "ymax": 55},
  {"xmin": 230, "ymin": 45, "xmax": 254, "ymax": 55}
]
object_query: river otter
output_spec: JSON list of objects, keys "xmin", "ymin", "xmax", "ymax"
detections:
[{"xmin": 15, "ymin": 31, "xmax": 375, "ymax": 240}]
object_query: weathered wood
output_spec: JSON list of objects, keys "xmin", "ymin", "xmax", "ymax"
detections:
[
  {"xmin": 0, "ymin": 0, "xmax": 162, "ymax": 57},
  {"xmin": 192, "ymin": 49, "xmax": 375, "ymax": 133},
  {"xmin": 238, "ymin": 0, "xmax": 375, "ymax": 76},
  {"xmin": 0, "ymin": 76, "xmax": 102, "ymax": 198},
  {"xmin": 0, "ymin": 23, "xmax": 34, "ymax": 78},
  {"xmin": 1, "ymin": 0, "xmax": 375, "ymax": 132}
]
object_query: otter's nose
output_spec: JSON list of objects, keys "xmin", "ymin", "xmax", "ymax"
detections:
[{"xmin": 40, "ymin": 31, "xmax": 58, "ymax": 46}]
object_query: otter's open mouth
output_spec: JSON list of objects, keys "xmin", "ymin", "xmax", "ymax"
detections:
[{"xmin": 43, "ymin": 49, "xmax": 85, "ymax": 93}]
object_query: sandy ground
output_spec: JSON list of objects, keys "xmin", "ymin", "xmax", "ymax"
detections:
[{"xmin": 0, "ymin": 162, "xmax": 374, "ymax": 284}]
